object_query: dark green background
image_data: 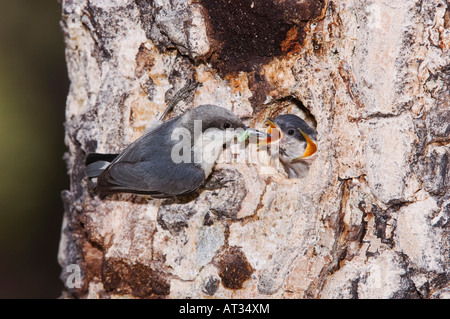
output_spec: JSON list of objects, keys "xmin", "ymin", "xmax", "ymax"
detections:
[{"xmin": 0, "ymin": 1, "xmax": 68, "ymax": 298}]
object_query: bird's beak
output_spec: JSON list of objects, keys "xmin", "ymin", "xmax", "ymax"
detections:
[
  {"xmin": 290, "ymin": 128, "xmax": 317, "ymax": 162},
  {"xmin": 238, "ymin": 127, "xmax": 270, "ymax": 142},
  {"xmin": 257, "ymin": 118, "xmax": 282, "ymax": 147},
  {"xmin": 244, "ymin": 127, "xmax": 270, "ymax": 138}
]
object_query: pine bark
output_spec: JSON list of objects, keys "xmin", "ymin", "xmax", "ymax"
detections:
[{"xmin": 59, "ymin": 0, "xmax": 450, "ymax": 298}]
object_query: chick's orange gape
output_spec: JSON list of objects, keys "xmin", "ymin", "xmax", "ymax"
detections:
[
  {"xmin": 258, "ymin": 118, "xmax": 317, "ymax": 160},
  {"xmin": 295, "ymin": 128, "xmax": 317, "ymax": 159},
  {"xmin": 257, "ymin": 119, "xmax": 282, "ymax": 147}
]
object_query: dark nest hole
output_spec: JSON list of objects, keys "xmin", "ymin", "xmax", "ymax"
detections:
[{"xmin": 261, "ymin": 96, "xmax": 317, "ymax": 132}]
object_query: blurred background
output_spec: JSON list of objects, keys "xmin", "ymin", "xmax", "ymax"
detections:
[{"xmin": 0, "ymin": 1, "xmax": 68, "ymax": 298}]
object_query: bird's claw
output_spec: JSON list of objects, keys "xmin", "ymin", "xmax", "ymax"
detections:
[{"xmin": 203, "ymin": 176, "xmax": 233, "ymax": 191}]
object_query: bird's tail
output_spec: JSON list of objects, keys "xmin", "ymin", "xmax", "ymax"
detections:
[{"xmin": 85, "ymin": 153, "xmax": 119, "ymax": 178}]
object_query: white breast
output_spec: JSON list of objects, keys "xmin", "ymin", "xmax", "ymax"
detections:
[{"xmin": 192, "ymin": 129, "xmax": 237, "ymax": 177}]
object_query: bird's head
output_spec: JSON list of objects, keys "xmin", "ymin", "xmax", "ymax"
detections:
[{"xmin": 258, "ymin": 114, "xmax": 317, "ymax": 161}]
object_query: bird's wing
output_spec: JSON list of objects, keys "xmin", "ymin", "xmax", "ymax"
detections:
[
  {"xmin": 97, "ymin": 160, "xmax": 205, "ymax": 197},
  {"xmin": 112, "ymin": 116, "xmax": 180, "ymax": 164}
]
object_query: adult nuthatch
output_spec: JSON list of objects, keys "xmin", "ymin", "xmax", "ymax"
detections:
[
  {"xmin": 86, "ymin": 105, "xmax": 266, "ymax": 198},
  {"xmin": 259, "ymin": 114, "xmax": 317, "ymax": 179}
]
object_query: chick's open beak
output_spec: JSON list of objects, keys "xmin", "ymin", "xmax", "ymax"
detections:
[
  {"xmin": 290, "ymin": 128, "xmax": 318, "ymax": 162},
  {"xmin": 257, "ymin": 118, "xmax": 282, "ymax": 147}
]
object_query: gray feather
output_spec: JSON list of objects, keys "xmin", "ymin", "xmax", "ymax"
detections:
[
  {"xmin": 98, "ymin": 160, "xmax": 205, "ymax": 197},
  {"xmin": 86, "ymin": 161, "xmax": 111, "ymax": 178}
]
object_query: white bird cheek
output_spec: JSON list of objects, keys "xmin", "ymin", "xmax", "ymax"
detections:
[{"xmin": 285, "ymin": 138, "xmax": 307, "ymax": 158}]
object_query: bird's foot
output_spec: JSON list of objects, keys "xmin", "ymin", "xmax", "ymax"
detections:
[{"xmin": 203, "ymin": 176, "xmax": 232, "ymax": 191}]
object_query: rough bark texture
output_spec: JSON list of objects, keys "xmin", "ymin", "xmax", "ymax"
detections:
[{"xmin": 59, "ymin": 0, "xmax": 450, "ymax": 298}]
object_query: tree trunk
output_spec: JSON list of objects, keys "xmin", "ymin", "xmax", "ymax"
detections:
[{"xmin": 59, "ymin": 0, "xmax": 450, "ymax": 298}]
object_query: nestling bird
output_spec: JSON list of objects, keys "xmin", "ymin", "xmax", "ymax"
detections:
[
  {"xmin": 86, "ymin": 104, "xmax": 266, "ymax": 198},
  {"xmin": 259, "ymin": 114, "xmax": 317, "ymax": 179}
]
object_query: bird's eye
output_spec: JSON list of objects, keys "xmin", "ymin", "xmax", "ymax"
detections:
[
  {"xmin": 223, "ymin": 122, "xmax": 231, "ymax": 129},
  {"xmin": 287, "ymin": 129, "xmax": 295, "ymax": 136}
]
